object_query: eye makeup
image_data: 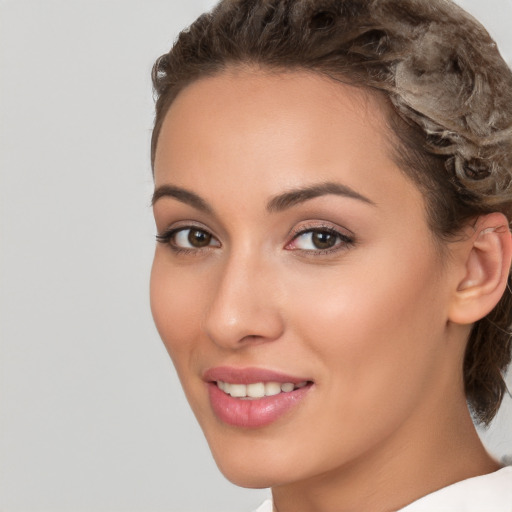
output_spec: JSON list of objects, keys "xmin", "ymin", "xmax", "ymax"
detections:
[
  {"xmin": 156, "ymin": 224, "xmax": 221, "ymax": 255},
  {"xmin": 285, "ymin": 221, "xmax": 356, "ymax": 256},
  {"xmin": 156, "ymin": 219, "xmax": 356, "ymax": 258}
]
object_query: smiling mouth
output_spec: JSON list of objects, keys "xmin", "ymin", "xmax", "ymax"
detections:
[
  {"xmin": 216, "ymin": 380, "xmax": 310, "ymax": 399},
  {"xmin": 206, "ymin": 370, "xmax": 314, "ymax": 427}
]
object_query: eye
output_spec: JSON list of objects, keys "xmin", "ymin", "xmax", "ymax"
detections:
[
  {"xmin": 156, "ymin": 226, "xmax": 220, "ymax": 251},
  {"xmin": 286, "ymin": 227, "xmax": 354, "ymax": 253},
  {"xmin": 175, "ymin": 228, "xmax": 215, "ymax": 248}
]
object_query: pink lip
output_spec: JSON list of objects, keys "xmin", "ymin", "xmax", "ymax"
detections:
[{"xmin": 203, "ymin": 366, "xmax": 313, "ymax": 428}]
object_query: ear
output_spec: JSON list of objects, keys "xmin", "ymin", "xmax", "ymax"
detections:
[{"xmin": 448, "ymin": 213, "xmax": 512, "ymax": 325}]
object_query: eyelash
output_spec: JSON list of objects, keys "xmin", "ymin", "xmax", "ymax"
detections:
[
  {"xmin": 286, "ymin": 224, "xmax": 355, "ymax": 255},
  {"xmin": 156, "ymin": 226, "xmax": 219, "ymax": 255},
  {"xmin": 156, "ymin": 224, "xmax": 355, "ymax": 256}
]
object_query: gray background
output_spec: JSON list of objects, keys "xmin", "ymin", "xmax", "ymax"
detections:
[{"xmin": 0, "ymin": 1, "xmax": 511, "ymax": 511}]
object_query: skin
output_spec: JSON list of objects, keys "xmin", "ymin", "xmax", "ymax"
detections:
[{"xmin": 150, "ymin": 69, "xmax": 502, "ymax": 512}]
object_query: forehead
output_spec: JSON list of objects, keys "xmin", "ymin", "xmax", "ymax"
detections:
[
  {"xmin": 155, "ymin": 69, "xmax": 389, "ymax": 168},
  {"xmin": 157, "ymin": 68, "xmax": 389, "ymax": 147},
  {"xmin": 153, "ymin": 68, "xmax": 425, "ymax": 222}
]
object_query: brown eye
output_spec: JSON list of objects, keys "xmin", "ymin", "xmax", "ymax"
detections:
[
  {"xmin": 156, "ymin": 227, "xmax": 220, "ymax": 250},
  {"xmin": 286, "ymin": 227, "xmax": 354, "ymax": 253},
  {"xmin": 311, "ymin": 231, "xmax": 337, "ymax": 249},
  {"xmin": 187, "ymin": 229, "xmax": 212, "ymax": 247}
]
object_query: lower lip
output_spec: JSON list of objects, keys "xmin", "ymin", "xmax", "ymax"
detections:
[{"xmin": 207, "ymin": 382, "xmax": 312, "ymax": 428}]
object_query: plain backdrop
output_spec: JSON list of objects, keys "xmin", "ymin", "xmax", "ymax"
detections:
[{"xmin": 0, "ymin": 1, "xmax": 511, "ymax": 511}]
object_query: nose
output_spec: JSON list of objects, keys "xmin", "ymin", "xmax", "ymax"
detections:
[{"xmin": 202, "ymin": 251, "xmax": 285, "ymax": 349}]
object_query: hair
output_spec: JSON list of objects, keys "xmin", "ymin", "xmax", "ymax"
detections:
[{"xmin": 151, "ymin": 0, "xmax": 512, "ymax": 425}]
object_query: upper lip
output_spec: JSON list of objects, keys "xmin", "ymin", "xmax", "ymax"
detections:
[{"xmin": 203, "ymin": 366, "xmax": 312, "ymax": 385}]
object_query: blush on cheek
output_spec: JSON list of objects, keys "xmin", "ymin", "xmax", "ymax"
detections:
[{"xmin": 150, "ymin": 272, "xmax": 197, "ymax": 355}]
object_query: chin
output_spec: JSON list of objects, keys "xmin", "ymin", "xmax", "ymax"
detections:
[
  {"xmin": 202, "ymin": 426, "xmax": 314, "ymax": 489},
  {"xmin": 207, "ymin": 439, "xmax": 272, "ymax": 487},
  {"xmin": 214, "ymin": 455, "xmax": 289, "ymax": 489},
  {"xmin": 220, "ymin": 469, "xmax": 276, "ymax": 489}
]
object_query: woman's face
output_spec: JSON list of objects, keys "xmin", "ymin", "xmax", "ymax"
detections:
[{"xmin": 151, "ymin": 69, "xmax": 464, "ymax": 488}]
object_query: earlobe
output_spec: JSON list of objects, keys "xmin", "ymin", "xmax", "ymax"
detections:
[{"xmin": 448, "ymin": 213, "xmax": 512, "ymax": 325}]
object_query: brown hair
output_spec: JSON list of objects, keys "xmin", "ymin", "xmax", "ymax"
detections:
[{"xmin": 151, "ymin": 0, "xmax": 512, "ymax": 425}]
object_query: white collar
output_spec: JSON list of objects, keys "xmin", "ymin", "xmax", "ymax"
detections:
[
  {"xmin": 253, "ymin": 467, "xmax": 512, "ymax": 512},
  {"xmin": 398, "ymin": 466, "xmax": 512, "ymax": 512}
]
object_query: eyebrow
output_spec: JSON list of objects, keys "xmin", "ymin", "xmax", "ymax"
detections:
[
  {"xmin": 152, "ymin": 184, "xmax": 213, "ymax": 213},
  {"xmin": 266, "ymin": 182, "xmax": 376, "ymax": 212},
  {"xmin": 152, "ymin": 181, "xmax": 375, "ymax": 213}
]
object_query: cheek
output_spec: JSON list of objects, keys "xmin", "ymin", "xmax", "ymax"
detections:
[
  {"xmin": 149, "ymin": 253, "xmax": 205, "ymax": 364},
  {"xmin": 259, "ymin": 250, "xmax": 450, "ymax": 476},
  {"xmin": 285, "ymin": 244, "xmax": 448, "ymax": 404}
]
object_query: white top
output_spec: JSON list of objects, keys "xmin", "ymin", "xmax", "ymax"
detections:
[{"xmin": 252, "ymin": 466, "xmax": 512, "ymax": 512}]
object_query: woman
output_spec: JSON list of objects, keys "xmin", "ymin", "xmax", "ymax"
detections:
[{"xmin": 149, "ymin": 0, "xmax": 512, "ymax": 510}]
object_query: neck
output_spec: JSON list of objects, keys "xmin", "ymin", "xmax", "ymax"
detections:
[{"xmin": 272, "ymin": 393, "xmax": 498, "ymax": 512}]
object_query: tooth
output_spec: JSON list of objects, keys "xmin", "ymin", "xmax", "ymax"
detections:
[
  {"xmin": 228, "ymin": 383, "xmax": 247, "ymax": 397},
  {"xmin": 247, "ymin": 382, "xmax": 265, "ymax": 398},
  {"xmin": 219, "ymin": 380, "xmax": 305, "ymax": 398},
  {"xmin": 265, "ymin": 382, "xmax": 281, "ymax": 396}
]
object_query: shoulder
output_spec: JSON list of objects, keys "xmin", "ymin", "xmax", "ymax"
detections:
[{"xmin": 399, "ymin": 466, "xmax": 512, "ymax": 512}]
